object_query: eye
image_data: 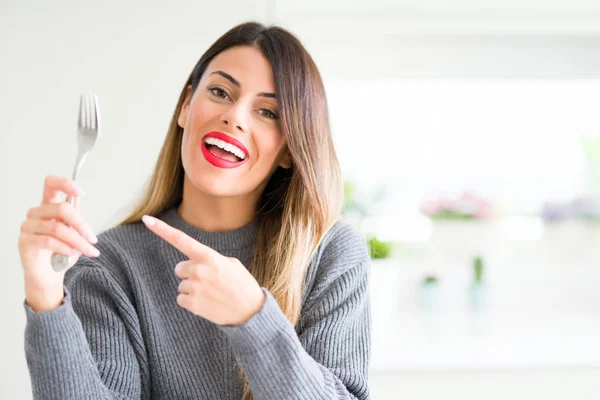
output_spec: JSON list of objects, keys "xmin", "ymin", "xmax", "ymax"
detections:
[
  {"xmin": 209, "ymin": 87, "xmax": 229, "ymax": 100},
  {"xmin": 259, "ymin": 109, "xmax": 279, "ymax": 119}
]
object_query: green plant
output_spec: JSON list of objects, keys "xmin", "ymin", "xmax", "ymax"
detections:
[
  {"xmin": 368, "ymin": 236, "xmax": 391, "ymax": 259},
  {"xmin": 343, "ymin": 180, "xmax": 395, "ymax": 259},
  {"xmin": 430, "ymin": 209, "xmax": 475, "ymax": 220},
  {"xmin": 473, "ymin": 256, "xmax": 484, "ymax": 283}
]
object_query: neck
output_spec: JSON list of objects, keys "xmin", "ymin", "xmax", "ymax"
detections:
[{"xmin": 177, "ymin": 177, "xmax": 260, "ymax": 232}]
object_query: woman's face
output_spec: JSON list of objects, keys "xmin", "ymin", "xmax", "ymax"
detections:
[{"xmin": 178, "ymin": 45, "xmax": 291, "ymax": 199}]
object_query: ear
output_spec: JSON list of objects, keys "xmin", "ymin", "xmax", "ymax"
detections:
[
  {"xmin": 278, "ymin": 148, "xmax": 292, "ymax": 169},
  {"xmin": 177, "ymin": 86, "xmax": 193, "ymax": 129}
]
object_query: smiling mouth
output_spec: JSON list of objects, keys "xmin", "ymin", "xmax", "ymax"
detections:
[
  {"xmin": 205, "ymin": 142, "xmax": 244, "ymax": 162},
  {"xmin": 201, "ymin": 141, "xmax": 249, "ymax": 169},
  {"xmin": 200, "ymin": 131, "xmax": 249, "ymax": 169}
]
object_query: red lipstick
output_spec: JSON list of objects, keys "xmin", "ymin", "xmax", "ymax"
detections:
[{"xmin": 201, "ymin": 131, "xmax": 249, "ymax": 169}]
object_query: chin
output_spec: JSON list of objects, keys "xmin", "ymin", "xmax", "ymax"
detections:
[
  {"xmin": 187, "ymin": 169, "xmax": 259, "ymax": 198},
  {"xmin": 191, "ymin": 173, "xmax": 241, "ymax": 196},
  {"xmin": 182, "ymin": 152, "xmax": 268, "ymax": 199}
]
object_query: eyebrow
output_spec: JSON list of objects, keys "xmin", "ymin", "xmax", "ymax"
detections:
[{"xmin": 210, "ymin": 70, "xmax": 276, "ymax": 99}]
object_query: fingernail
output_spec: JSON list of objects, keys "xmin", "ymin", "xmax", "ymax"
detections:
[
  {"xmin": 90, "ymin": 246, "xmax": 100, "ymax": 257},
  {"xmin": 88, "ymin": 233, "xmax": 98, "ymax": 244},
  {"xmin": 142, "ymin": 215, "xmax": 155, "ymax": 226},
  {"xmin": 76, "ymin": 187, "xmax": 85, "ymax": 196},
  {"xmin": 174, "ymin": 263, "xmax": 182, "ymax": 273}
]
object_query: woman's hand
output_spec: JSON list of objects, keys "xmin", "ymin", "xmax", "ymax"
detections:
[
  {"xmin": 19, "ymin": 175, "xmax": 100, "ymax": 312},
  {"xmin": 142, "ymin": 215, "xmax": 265, "ymax": 326}
]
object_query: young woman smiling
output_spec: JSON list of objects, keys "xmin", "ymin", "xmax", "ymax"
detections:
[{"xmin": 19, "ymin": 22, "xmax": 371, "ymax": 400}]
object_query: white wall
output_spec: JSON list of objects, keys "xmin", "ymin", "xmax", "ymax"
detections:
[
  {"xmin": 1, "ymin": 2, "xmax": 273, "ymax": 398},
  {"xmin": 2, "ymin": 1, "xmax": 600, "ymax": 399}
]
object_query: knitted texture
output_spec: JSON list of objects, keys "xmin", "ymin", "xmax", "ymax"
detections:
[{"xmin": 23, "ymin": 207, "xmax": 371, "ymax": 399}]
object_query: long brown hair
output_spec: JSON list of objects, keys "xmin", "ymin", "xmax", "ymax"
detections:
[{"xmin": 121, "ymin": 22, "xmax": 342, "ymax": 399}]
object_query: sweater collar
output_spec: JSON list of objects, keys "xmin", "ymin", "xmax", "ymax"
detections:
[{"xmin": 158, "ymin": 207, "xmax": 259, "ymax": 252}]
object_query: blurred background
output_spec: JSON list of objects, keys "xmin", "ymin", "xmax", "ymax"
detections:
[{"xmin": 1, "ymin": 0, "xmax": 600, "ymax": 399}]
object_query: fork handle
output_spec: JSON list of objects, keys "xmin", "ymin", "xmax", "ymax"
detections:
[
  {"xmin": 50, "ymin": 254, "xmax": 70, "ymax": 272},
  {"xmin": 51, "ymin": 152, "xmax": 86, "ymax": 272},
  {"xmin": 50, "ymin": 195, "xmax": 76, "ymax": 271}
]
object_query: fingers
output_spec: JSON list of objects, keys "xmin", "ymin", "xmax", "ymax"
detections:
[
  {"xmin": 20, "ymin": 219, "xmax": 100, "ymax": 258},
  {"xmin": 142, "ymin": 215, "xmax": 215, "ymax": 261},
  {"xmin": 42, "ymin": 175, "xmax": 84, "ymax": 205},
  {"xmin": 174, "ymin": 260, "xmax": 215, "ymax": 280},
  {"xmin": 178, "ymin": 278, "xmax": 193, "ymax": 295},
  {"xmin": 19, "ymin": 232, "xmax": 80, "ymax": 257},
  {"xmin": 175, "ymin": 260, "xmax": 197, "ymax": 279},
  {"xmin": 22, "ymin": 196, "xmax": 100, "ymax": 259},
  {"xmin": 27, "ymin": 203, "xmax": 97, "ymax": 244},
  {"xmin": 176, "ymin": 293, "xmax": 191, "ymax": 309}
]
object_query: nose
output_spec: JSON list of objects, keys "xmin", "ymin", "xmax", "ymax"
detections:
[{"xmin": 220, "ymin": 102, "xmax": 248, "ymax": 133}]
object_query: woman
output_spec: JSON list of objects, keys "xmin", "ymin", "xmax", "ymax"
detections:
[{"xmin": 19, "ymin": 22, "xmax": 371, "ymax": 400}]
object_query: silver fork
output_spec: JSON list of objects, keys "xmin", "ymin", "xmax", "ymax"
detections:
[{"xmin": 51, "ymin": 94, "xmax": 101, "ymax": 272}]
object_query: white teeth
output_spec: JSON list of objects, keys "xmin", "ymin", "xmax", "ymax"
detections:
[{"xmin": 204, "ymin": 137, "xmax": 246, "ymax": 160}]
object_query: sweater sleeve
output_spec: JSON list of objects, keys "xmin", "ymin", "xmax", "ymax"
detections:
[
  {"xmin": 23, "ymin": 264, "xmax": 148, "ymax": 400},
  {"xmin": 220, "ymin": 223, "xmax": 371, "ymax": 400}
]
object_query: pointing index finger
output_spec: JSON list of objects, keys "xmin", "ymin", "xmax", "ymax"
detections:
[{"xmin": 141, "ymin": 215, "xmax": 214, "ymax": 260}]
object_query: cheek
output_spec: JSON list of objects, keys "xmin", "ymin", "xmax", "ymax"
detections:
[
  {"xmin": 188, "ymin": 97, "xmax": 219, "ymax": 127},
  {"xmin": 182, "ymin": 99, "xmax": 220, "ymax": 150},
  {"xmin": 251, "ymin": 136, "xmax": 287, "ymax": 176},
  {"xmin": 256, "ymin": 130, "xmax": 284, "ymax": 160}
]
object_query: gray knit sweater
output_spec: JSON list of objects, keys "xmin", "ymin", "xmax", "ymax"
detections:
[{"xmin": 23, "ymin": 207, "xmax": 371, "ymax": 399}]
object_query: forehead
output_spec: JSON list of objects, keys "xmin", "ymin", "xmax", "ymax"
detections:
[{"xmin": 204, "ymin": 45, "xmax": 275, "ymax": 92}]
